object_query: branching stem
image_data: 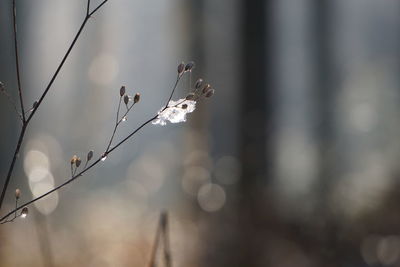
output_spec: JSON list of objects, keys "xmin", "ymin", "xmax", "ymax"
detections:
[{"xmin": 0, "ymin": 0, "xmax": 110, "ymax": 211}]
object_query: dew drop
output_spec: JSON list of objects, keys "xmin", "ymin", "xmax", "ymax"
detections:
[
  {"xmin": 122, "ymin": 116, "xmax": 127, "ymax": 122},
  {"xmin": 101, "ymin": 156, "xmax": 107, "ymax": 162}
]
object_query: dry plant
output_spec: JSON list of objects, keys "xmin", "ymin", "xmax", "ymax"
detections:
[{"xmin": 0, "ymin": 0, "xmax": 214, "ymax": 228}]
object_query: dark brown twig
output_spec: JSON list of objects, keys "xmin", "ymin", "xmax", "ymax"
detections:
[
  {"xmin": 148, "ymin": 211, "xmax": 173, "ymax": 267},
  {"xmin": 12, "ymin": 0, "xmax": 25, "ymax": 123},
  {"xmin": 0, "ymin": 0, "xmax": 110, "ymax": 211}
]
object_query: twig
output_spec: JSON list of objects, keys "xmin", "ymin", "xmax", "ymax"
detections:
[
  {"xmin": 0, "ymin": 0, "xmax": 110, "ymax": 211},
  {"xmin": 164, "ymin": 75, "xmax": 181, "ymax": 110},
  {"xmin": 148, "ymin": 213, "xmax": 163, "ymax": 267},
  {"xmin": 89, "ymin": 0, "xmax": 109, "ymax": 17},
  {"xmin": 86, "ymin": 0, "xmax": 91, "ymax": 16},
  {"xmin": 0, "ymin": 124, "xmax": 27, "ymax": 210},
  {"xmin": 161, "ymin": 211, "xmax": 172, "ymax": 267},
  {"xmin": 13, "ymin": 0, "xmax": 25, "ymax": 123},
  {"xmin": 0, "ymin": 113, "xmax": 155, "ymax": 222},
  {"xmin": 148, "ymin": 211, "xmax": 173, "ymax": 267},
  {"xmin": 0, "ymin": 62, "xmax": 197, "ymax": 223}
]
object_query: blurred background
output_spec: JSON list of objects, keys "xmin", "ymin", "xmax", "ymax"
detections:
[{"xmin": 1, "ymin": 0, "xmax": 400, "ymax": 266}]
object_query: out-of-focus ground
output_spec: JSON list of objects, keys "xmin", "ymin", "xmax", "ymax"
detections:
[{"xmin": 1, "ymin": 0, "xmax": 400, "ymax": 266}]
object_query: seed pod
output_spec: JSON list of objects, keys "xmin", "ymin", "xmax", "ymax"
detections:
[
  {"xmin": 124, "ymin": 95, "xmax": 129, "ymax": 105},
  {"xmin": 182, "ymin": 104, "xmax": 188, "ymax": 109},
  {"xmin": 186, "ymin": 93, "xmax": 196, "ymax": 101},
  {"xmin": 75, "ymin": 157, "xmax": 81, "ymax": 168},
  {"xmin": 195, "ymin": 78, "xmax": 203, "ymax": 89},
  {"xmin": 87, "ymin": 150, "xmax": 94, "ymax": 162},
  {"xmin": 120, "ymin": 86, "xmax": 126, "ymax": 97},
  {"xmin": 70, "ymin": 155, "xmax": 78, "ymax": 165},
  {"xmin": 202, "ymin": 84, "xmax": 211, "ymax": 94},
  {"xmin": 15, "ymin": 189, "xmax": 21, "ymax": 199},
  {"xmin": 134, "ymin": 93, "xmax": 140, "ymax": 103},
  {"xmin": 185, "ymin": 61, "xmax": 195, "ymax": 72},
  {"xmin": 177, "ymin": 62, "xmax": 185, "ymax": 74},
  {"xmin": 21, "ymin": 207, "xmax": 28, "ymax": 218},
  {"xmin": 205, "ymin": 89, "xmax": 215, "ymax": 98}
]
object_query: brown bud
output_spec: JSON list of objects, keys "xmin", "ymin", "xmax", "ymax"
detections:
[
  {"xmin": 87, "ymin": 150, "xmax": 94, "ymax": 162},
  {"xmin": 186, "ymin": 93, "xmax": 196, "ymax": 101},
  {"xmin": 195, "ymin": 78, "xmax": 203, "ymax": 89},
  {"xmin": 70, "ymin": 155, "xmax": 78, "ymax": 165},
  {"xmin": 120, "ymin": 86, "xmax": 126, "ymax": 97},
  {"xmin": 185, "ymin": 61, "xmax": 195, "ymax": 72},
  {"xmin": 124, "ymin": 95, "xmax": 129, "ymax": 105},
  {"xmin": 177, "ymin": 62, "xmax": 185, "ymax": 74},
  {"xmin": 202, "ymin": 84, "xmax": 211, "ymax": 94},
  {"xmin": 133, "ymin": 93, "xmax": 140, "ymax": 103},
  {"xmin": 15, "ymin": 189, "xmax": 21, "ymax": 199},
  {"xmin": 182, "ymin": 104, "xmax": 188, "ymax": 109},
  {"xmin": 75, "ymin": 157, "xmax": 81, "ymax": 168},
  {"xmin": 205, "ymin": 89, "xmax": 215, "ymax": 98},
  {"xmin": 21, "ymin": 207, "xmax": 28, "ymax": 218}
]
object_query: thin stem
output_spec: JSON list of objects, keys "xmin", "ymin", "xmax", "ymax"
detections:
[
  {"xmin": 164, "ymin": 75, "xmax": 182, "ymax": 110},
  {"xmin": 161, "ymin": 211, "xmax": 172, "ymax": 267},
  {"xmin": 0, "ymin": 113, "xmax": 157, "ymax": 223},
  {"xmin": 26, "ymin": 16, "xmax": 89, "ymax": 124},
  {"xmin": 0, "ymin": 62, "xmax": 180, "ymax": 220},
  {"xmin": 13, "ymin": 0, "xmax": 26, "ymax": 123},
  {"xmin": 1, "ymin": 2, "xmax": 109, "ymax": 211},
  {"xmin": 105, "ymin": 96, "xmax": 122, "ymax": 152},
  {"xmin": 0, "ymin": 124, "xmax": 27, "ymax": 210},
  {"xmin": 148, "ymin": 213, "xmax": 163, "ymax": 267},
  {"xmin": 89, "ymin": 0, "xmax": 109, "ymax": 17},
  {"xmin": 86, "ymin": 0, "xmax": 91, "ymax": 16}
]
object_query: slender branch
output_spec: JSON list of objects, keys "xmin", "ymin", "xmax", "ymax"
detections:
[
  {"xmin": 105, "ymin": 96, "xmax": 122, "ymax": 152},
  {"xmin": 86, "ymin": 0, "xmax": 91, "ymax": 16},
  {"xmin": 89, "ymin": 0, "xmax": 109, "ymax": 17},
  {"xmin": 13, "ymin": 0, "xmax": 26, "ymax": 123},
  {"xmin": 161, "ymin": 211, "xmax": 172, "ymax": 267},
  {"xmin": 148, "ymin": 213, "xmax": 163, "ymax": 267},
  {"xmin": 0, "ymin": 125, "xmax": 27, "ymax": 210},
  {"xmin": 0, "ymin": 68, "xmax": 184, "ymax": 222},
  {"xmin": 26, "ymin": 17, "xmax": 89, "ymax": 124},
  {"xmin": 164, "ymin": 75, "xmax": 181, "ymax": 110},
  {"xmin": 0, "ymin": 113, "xmax": 157, "ymax": 222},
  {"xmin": 1, "ymin": 2, "xmax": 110, "ymax": 211}
]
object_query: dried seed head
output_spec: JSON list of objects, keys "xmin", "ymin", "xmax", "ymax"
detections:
[
  {"xmin": 120, "ymin": 86, "xmax": 126, "ymax": 97},
  {"xmin": 185, "ymin": 61, "xmax": 195, "ymax": 72},
  {"xmin": 70, "ymin": 155, "xmax": 78, "ymax": 165},
  {"xmin": 124, "ymin": 95, "xmax": 129, "ymax": 105},
  {"xmin": 75, "ymin": 157, "xmax": 81, "ymax": 168},
  {"xmin": 186, "ymin": 93, "xmax": 196, "ymax": 101},
  {"xmin": 177, "ymin": 62, "xmax": 185, "ymax": 74},
  {"xmin": 182, "ymin": 104, "xmax": 188, "ymax": 109},
  {"xmin": 202, "ymin": 84, "xmax": 211, "ymax": 94},
  {"xmin": 21, "ymin": 207, "xmax": 28, "ymax": 218},
  {"xmin": 134, "ymin": 93, "xmax": 140, "ymax": 103},
  {"xmin": 15, "ymin": 189, "xmax": 21, "ymax": 199},
  {"xmin": 195, "ymin": 78, "xmax": 203, "ymax": 89},
  {"xmin": 205, "ymin": 88, "xmax": 215, "ymax": 98},
  {"xmin": 87, "ymin": 150, "xmax": 94, "ymax": 162}
]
